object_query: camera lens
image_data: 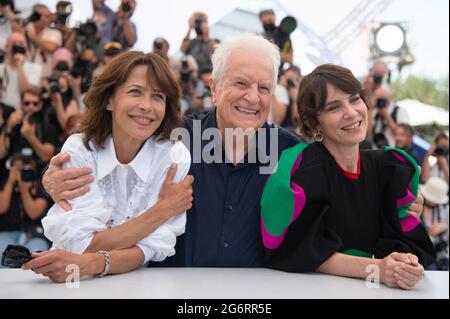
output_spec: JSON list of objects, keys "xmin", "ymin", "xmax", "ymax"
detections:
[{"xmin": 122, "ymin": 2, "xmax": 131, "ymax": 12}]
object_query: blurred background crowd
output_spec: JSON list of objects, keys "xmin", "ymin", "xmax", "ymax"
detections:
[{"xmin": 0, "ymin": 0, "xmax": 448, "ymax": 270}]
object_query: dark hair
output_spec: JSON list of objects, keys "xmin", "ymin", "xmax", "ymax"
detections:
[
  {"xmin": 282, "ymin": 65, "xmax": 301, "ymax": 77},
  {"xmin": 81, "ymin": 51, "xmax": 182, "ymax": 150},
  {"xmin": 397, "ymin": 123, "xmax": 415, "ymax": 137},
  {"xmin": 435, "ymin": 132, "xmax": 449, "ymax": 144},
  {"xmin": 297, "ymin": 64, "xmax": 368, "ymax": 139}
]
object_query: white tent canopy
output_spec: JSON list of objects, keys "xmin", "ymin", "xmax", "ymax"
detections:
[{"xmin": 397, "ymin": 99, "xmax": 449, "ymax": 127}]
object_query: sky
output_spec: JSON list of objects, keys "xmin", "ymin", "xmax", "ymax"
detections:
[{"xmin": 34, "ymin": 0, "xmax": 449, "ymax": 79}]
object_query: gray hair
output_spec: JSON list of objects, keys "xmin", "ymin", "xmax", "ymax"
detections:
[{"xmin": 211, "ymin": 33, "xmax": 280, "ymax": 91}]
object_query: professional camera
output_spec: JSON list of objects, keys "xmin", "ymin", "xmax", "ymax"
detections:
[
  {"xmin": 287, "ymin": 78, "xmax": 297, "ymax": 89},
  {"xmin": 47, "ymin": 76, "xmax": 60, "ymax": 93},
  {"xmin": 56, "ymin": 1, "xmax": 72, "ymax": 25},
  {"xmin": 22, "ymin": 10, "xmax": 41, "ymax": 26},
  {"xmin": 435, "ymin": 145, "xmax": 449, "ymax": 157},
  {"xmin": 76, "ymin": 20, "xmax": 97, "ymax": 38},
  {"xmin": 122, "ymin": 2, "xmax": 131, "ymax": 13},
  {"xmin": 11, "ymin": 44, "xmax": 25, "ymax": 56},
  {"xmin": 0, "ymin": 49, "xmax": 5, "ymax": 64},
  {"xmin": 194, "ymin": 18, "xmax": 204, "ymax": 36},
  {"xmin": 373, "ymin": 74, "xmax": 383, "ymax": 86},
  {"xmin": 376, "ymin": 97, "xmax": 388, "ymax": 109},
  {"xmin": 180, "ymin": 58, "xmax": 192, "ymax": 84},
  {"xmin": 55, "ymin": 60, "xmax": 70, "ymax": 72}
]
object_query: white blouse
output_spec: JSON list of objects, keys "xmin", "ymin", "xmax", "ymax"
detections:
[{"xmin": 42, "ymin": 133, "xmax": 191, "ymax": 264}]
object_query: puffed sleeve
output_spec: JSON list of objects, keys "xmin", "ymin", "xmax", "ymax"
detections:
[
  {"xmin": 375, "ymin": 147, "xmax": 436, "ymax": 266},
  {"xmin": 42, "ymin": 134, "xmax": 111, "ymax": 254},
  {"xmin": 261, "ymin": 144, "xmax": 344, "ymax": 273},
  {"xmin": 136, "ymin": 141, "xmax": 191, "ymax": 263}
]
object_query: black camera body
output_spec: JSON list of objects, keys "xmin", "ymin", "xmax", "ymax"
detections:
[
  {"xmin": 12, "ymin": 44, "xmax": 26, "ymax": 55},
  {"xmin": 376, "ymin": 97, "xmax": 388, "ymax": 109},
  {"xmin": 0, "ymin": 49, "xmax": 5, "ymax": 64},
  {"xmin": 122, "ymin": 2, "xmax": 131, "ymax": 13},
  {"xmin": 287, "ymin": 78, "xmax": 296, "ymax": 89},
  {"xmin": 47, "ymin": 76, "xmax": 60, "ymax": 93},
  {"xmin": 21, "ymin": 168, "xmax": 36, "ymax": 182},
  {"xmin": 435, "ymin": 145, "xmax": 449, "ymax": 157},
  {"xmin": 373, "ymin": 74, "xmax": 383, "ymax": 86}
]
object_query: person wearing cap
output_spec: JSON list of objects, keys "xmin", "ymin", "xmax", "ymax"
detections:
[
  {"xmin": 92, "ymin": 41, "xmax": 123, "ymax": 79},
  {"xmin": 420, "ymin": 177, "xmax": 449, "ymax": 270}
]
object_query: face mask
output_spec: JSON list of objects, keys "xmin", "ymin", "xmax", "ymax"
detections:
[{"xmin": 263, "ymin": 23, "xmax": 276, "ymax": 33}]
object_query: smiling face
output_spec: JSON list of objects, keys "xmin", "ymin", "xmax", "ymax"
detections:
[
  {"xmin": 107, "ymin": 65, "xmax": 166, "ymax": 145},
  {"xmin": 317, "ymin": 83, "xmax": 368, "ymax": 148},
  {"xmin": 211, "ymin": 48, "xmax": 273, "ymax": 132}
]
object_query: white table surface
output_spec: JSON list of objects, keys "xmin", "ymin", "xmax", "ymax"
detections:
[{"xmin": 0, "ymin": 268, "xmax": 448, "ymax": 299}]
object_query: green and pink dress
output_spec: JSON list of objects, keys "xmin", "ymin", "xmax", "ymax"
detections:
[{"xmin": 261, "ymin": 142, "xmax": 436, "ymax": 272}]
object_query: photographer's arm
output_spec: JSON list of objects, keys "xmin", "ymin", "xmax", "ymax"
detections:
[
  {"xmin": 19, "ymin": 183, "xmax": 48, "ymax": 220},
  {"xmin": 0, "ymin": 174, "xmax": 14, "ymax": 214},
  {"xmin": 437, "ymin": 155, "xmax": 449, "ymax": 183},
  {"xmin": 52, "ymin": 93, "xmax": 78, "ymax": 128},
  {"xmin": 121, "ymin": 18, "xmax": 136, "ymax": 48},
  {"xmin": 27, "ymin": 28, "xmax": 59, "ymax": 54},
  {"xmin": 16, "ymin": 60, "xmax": 34, "ymax": 92},
  {"xmin": 379, "ymin": 108, "xmax": 398, "ymax": 136},
  {"xmin": 0, "ymin": 130, "xmax": 8, "ymax": 160},
  {"xmin": 421, "ymin": 148, "xmax": 433, "ymax": 183},
  {"xmin": 63, "ymin": 30, "xmax": 76, "ymax": 52},
  {"xmin": 23, "ymin": 131, "xmax": 55, "ymax": 162}
]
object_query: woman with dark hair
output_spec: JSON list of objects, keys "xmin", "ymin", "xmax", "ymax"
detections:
[
  {"xmin": 261, "ymin": 64, "xmax": 435, "ymax": 290},
  {"xmin": 22, "ymin": 51, "xmax": 193, "ymax": 282}
]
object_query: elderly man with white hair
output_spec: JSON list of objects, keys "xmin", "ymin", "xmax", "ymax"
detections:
[{"xmin": 39, "ymin": 33, "xmax": 424, "ymax": 269}]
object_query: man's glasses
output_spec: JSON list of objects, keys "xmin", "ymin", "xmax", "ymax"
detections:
[
  {"xmin": 1, "ymin": 245, "xmax": 33, "ymax": 268},
  {"xmin": 23, "ymin": 101, "xmax": 40, "ymax": 107}
]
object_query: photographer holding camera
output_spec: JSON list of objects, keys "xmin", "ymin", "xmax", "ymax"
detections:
[
  {"xmin": 51, "ymin": 1, "xmax": 74, "ymax": 48},
  {"xmin": 0, "ymin": 87, "xmax": 58, "ymax": 171},
  {"xmin": 370, "ymin": 86, "xmax": 410, "ymax": 148},
  {"xmin": 45, "ymin": 55, "xmax": 80, "ymax": 143},
  {"xmin": 0, "ymin": 32, "xmax": 42, "ymax": 110},
  {"xmin": 422, "ymin": 133, "xmax": 449, "ymax": 184},
  {"xmin": 259, "ymin": 9, "xmax": 294, "ymax": 68},
  {"xmin": 271, "ymin": 64, "xmax": 301, "ymax": 131},
  {"xmin": 0, "ymin": 0, "xmax": 18, "ymax": 49},
  {"xmin": 0, "ymin": 153, "xmax": 50, "ymax": 259},
  {"xmin": 363, "ymin": 60, "xmax": 390, "ymax": 95},
  {"xmin": 110, "ymin": 0, "xmax": 137, "ymax": 49},
  {"xmin": 25, "ymin": 4, "xmax": 63, "ymax": 78},
  {"xmin": 181, "ymin": 12, "xmax": 213, "ymax": 75}
]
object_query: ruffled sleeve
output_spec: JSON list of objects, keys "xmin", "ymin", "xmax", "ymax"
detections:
[
  {"xmin": 375, "ymin": 147, "xmax": 436, "ymax": 266},
  {"xmin": 261, "ymin": 144, "xmax": 344, "ymax": 273}
]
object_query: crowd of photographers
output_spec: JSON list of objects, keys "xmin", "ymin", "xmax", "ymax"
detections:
[{"xmin": 0, "ymin": 0, "xmax": 448, "ymax": 269}]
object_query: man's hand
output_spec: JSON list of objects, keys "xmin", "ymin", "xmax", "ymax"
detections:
[
  {"xmin": 6, "ymin": 111, "xmax": 22, "ymax": 133},
  {"xmin": 428, "ymin": 223, "xmax": 448, "ymax": 237},
  {"xmin": 13, "ymin": 53, "xmax": 26, "ymax": 67},
  {"xmin": 156, "ymin": 164, "xmax": 194, "ymax": 219},
  {"xmin": 43, "ymin": 153, "xmax": 94, "ymax": 211},
  {"xmin": 20, "ymin": 119, "xmax": 36, "ymax": 141}
]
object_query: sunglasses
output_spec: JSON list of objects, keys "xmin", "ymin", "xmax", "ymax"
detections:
[
  {"xmin": 1, "ymin": 245, "xmax": 33, "ymax": 268},
  {"xmin": 23, "ymin": 101, "xmax": 40, "ymax": 107}
]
